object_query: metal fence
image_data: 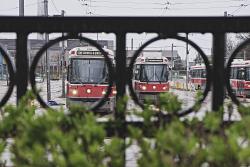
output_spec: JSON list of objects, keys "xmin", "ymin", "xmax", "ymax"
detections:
[{"xmin": 0, "ymin": 16, "xmax": 250, "ymax": 134}]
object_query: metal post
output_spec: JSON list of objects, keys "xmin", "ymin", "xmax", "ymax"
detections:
[
  {"xmin": 61, "ymin": 10, "xmax": 66, "ymax": 98},
  {"xmin": 4, "ymin": 45, "xmax": 8, "ymax": 86},
  {"xmin": 19, "ymin": 0, "xmax": 24, "ymax": 16},
  {"xmin": 171, "ymin": 43, "xmax": 174, "ymax": 81},
  {"xmin": 44, "ymin": 0, "xmax": 51, "ymax": 101},
  {"xmin": 186, "ymin": 34, "xmax": 189, "ymax": 90},
  {"xmin": 115, "ymin": 33, "xmax": 126, "ymax": 166},
  {"xmin": 131, "ymin": 38, "xmax": 133, "ymax": 50},
  {"xmin": 115, "ymin": 33, "xmax": 126, "ymax": 123},
  {"xmin": 16, "ymin": 33, "xmax": 28, "ymax": 103},
  {"xmin": 212, "ymin": 33, "xmax": 225, "ymax": 111}
]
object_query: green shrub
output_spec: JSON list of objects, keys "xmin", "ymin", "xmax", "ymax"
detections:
[
  {"xmin": 0, "ymin": 92, "xmax": 124, "ymax": 167},
  {"xmin": 0, "ymin": 91, "xmax": 250, "ymax": 167}
]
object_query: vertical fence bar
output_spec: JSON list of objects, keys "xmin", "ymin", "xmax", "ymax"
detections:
[
  {"xmin": 212, "ymin": 33, "xmax": 225, "ymax": 111},
  {"xmin": 115, "ymin": 33, "xmax": 127, "ymax": 122},
  {"xmin": 16, "ymin": 33, "xmax": 28, "ymax": 103},
  {"xmin": 115, "ymin": 33, "xmax": 126, "ymax": 167}
]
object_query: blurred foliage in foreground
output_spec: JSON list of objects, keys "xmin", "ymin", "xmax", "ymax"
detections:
[
  {"xmin": 0, "ymin": 91, "xmax": 124, "ymax": 167},
  {"xmin": 0, "ymin": 91, "xmax": 249, "ymax": 166}
]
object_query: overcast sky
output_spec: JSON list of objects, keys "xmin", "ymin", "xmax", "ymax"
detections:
[{"xmin": 0, "ymin": 0, "xmax": 249, "ymax": 60}]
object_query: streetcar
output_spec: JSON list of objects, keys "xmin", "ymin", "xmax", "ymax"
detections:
[
  {"xmin": 133, "ymin": 53, "xmax": 170, "ymax": 104},
  {"xmin": 230, "ymin": 59, "xmax": 250, "ymax": 97},
  {"xmin": 66, "ymin": 46, "xmax": 116, "ymax": 112},
  {"xmin": 189, "ymin": 63, "xmax": 206, "ymax": 90}
]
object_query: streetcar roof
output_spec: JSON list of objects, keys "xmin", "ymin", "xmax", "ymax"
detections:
[
  {"xmin": 231, "ymin": 59, "xmax": 250, "ymax": 67},
  {"xmin": 135, "ymin": 53, "xmax": 169, "ymax": 65},
  {"xmin": 190, "ymin": 64, "xmax": 205, "ymax": 69}
]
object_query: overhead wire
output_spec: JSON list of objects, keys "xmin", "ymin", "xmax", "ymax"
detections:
[
  {"xmin": 88, "ymin": 4, "xmax": 246, "ymax": 11},
  {"xmin": 169, "ymin": 5, "xmax": 246, "ymax": 10},
  {"xmin": 82, "ymin": 0, "xmax": 244, "ymax": 5},
  {"xmin": 230, "ymin": 3, "xmax": 249, "ymax": 14},
  {"xmin": 78, "ymin": 0, "xmax": 247, "ymax": 14},
  {"xmin": 51, "ymin": 0, "xmax": 60, "ymax": 13}
]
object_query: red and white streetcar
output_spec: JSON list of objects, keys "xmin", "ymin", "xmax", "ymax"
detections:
[
  {"xmin": 189, "ymin": 63, "xmax": 206, "ymax": 90},
  {"xmin": 230, "ymin": 59, "xmax": 250, "ymax": 97},
  {"xmin": 66, "ymin": 46, "xmax": 116, "ymax": 112},
  {"xmin": 133, "ymin": 52, "xmax": 170, "ymax": 104}
]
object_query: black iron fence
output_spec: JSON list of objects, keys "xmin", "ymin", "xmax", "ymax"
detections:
[{"xmin": 0, "ymin": 16, "xmax": 250, "ymax": 131}]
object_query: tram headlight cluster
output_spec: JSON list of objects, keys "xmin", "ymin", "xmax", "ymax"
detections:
[
  {"xmin": 141, "ymin": 85, "xmax": 147, "ymax": 90},
  {"xmin": 102, "ymin": 90, "xmax": 106, "ymax": 95},
  {"xmin": 86, "ymin": 89, "xmax": 92, "ymax": 94},
  {"xmin": 71, "ymin": 89, "xmax": 78, "ymax": 95},
  {"xmin": 163, "ymin": 86, "xmax": 167, "ymax": 90},
  {"xmin": 112, "ymin": 90, "xmax": 117, "ymax": 95}
]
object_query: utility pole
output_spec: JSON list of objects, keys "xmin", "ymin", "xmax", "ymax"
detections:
[
  {"xmin": 61, "ymin": 10, "xmax": 66, "ymax": 97},
  {"xmin": 4, "ymin": 45, "xmax": 9, "ymax": 86},
  {"xmin": 19, "ymin": 0, "xmax": 24, "ymax": 16},
  {"xmin": 244, "ymin": 50, "xmax": 246, "ymax": 60},
  {"xmin": 171, "ymin": 43, "xmax": 174, "ymax": 81},
  {"xmin": 186, "ymin": 33, "xmax": 189, "ymax": 90},
  {"xmin": 44, "ymin": 0, "xmax": 51, "ymax": 101}
]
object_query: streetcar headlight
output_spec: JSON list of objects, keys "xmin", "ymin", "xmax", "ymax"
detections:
[
  {"xmin": 102, "ymin": 90, "xmax": 106, "ymax": 95},
  {"xmin": 112, "ymin": 90, "xmax": 117, "ymax": 95},
  {"xmin": 153, "ymin": 86, "xmax": 156, "ymax": 90},
  {"xmin": 163, "ymin": 86, "xmax": 167, "ymax": 90},
  {"xmin": 86, "ymin": 89, "xmax": 92, "ymax": 94},
  {"xmin": 142, "ymin": 86, "xmax": 147, "ymax": 90},
  {"xmin": 72, "ymin": 89, "xmax": 78, "ymax": 95}
]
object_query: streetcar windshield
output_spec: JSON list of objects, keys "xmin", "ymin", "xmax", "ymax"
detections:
[
  {"xmin": 140, "ymin": 64, "xmax": 169, "ymax": 82},
  {"xmin": 70, "ymin": 59, "xmax": 107, "ymax": 84},
  {"xmin": 190, "ymin": 69, "xmax": 206, "ymax": 78}
]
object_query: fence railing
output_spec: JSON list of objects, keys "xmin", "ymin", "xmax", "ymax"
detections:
[{"xmin": 0, "ymin": 16, "xmax": 250, "ymax": 129}]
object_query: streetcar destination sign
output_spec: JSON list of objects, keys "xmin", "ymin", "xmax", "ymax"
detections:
[
  {"xmin": 145, "ymin": 59, "xmax": 163, "ymax": 62},
  {"xmin": 77, "ymin": 50, "xmax": 102, "ymax": 55}
]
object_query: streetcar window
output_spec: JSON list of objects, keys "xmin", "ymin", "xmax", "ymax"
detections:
[
  {"xmin": 70, "ymin": 59, "xmax": 107, "ymax": 84},
  {"xmin": 134, "ymin": 65, "xmax": 140, "ymax": 80},
  {"xmin": 231, "ymin": 67, "xmax": 238, "ymax": 79},
  {"xmin": 246, "ymin": 67, "xmax": 250, "ymax": 81},
  {"xmin": 237, "ymin": 68, "xmax": 245, "ymax": 80},
  {"xmin": 140, "ymin": 64, "xmax": 168, "ymax": 82},
  {"xmin": 230, "ymin": 68, "xmax": 234, "ymax": 79},
  {"xmin": 201, "ymin": 69, "xmax": 206, "ymax": 78}
]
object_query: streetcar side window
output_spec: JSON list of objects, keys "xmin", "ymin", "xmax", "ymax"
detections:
[
  {"xmin": 230, "ymin": 67, "xmax": 234, "ymax": 79},
  {"xmin": 246, "ymin": 67, "xmax": 250, "ymax": 81},
  {"xmin": 237, "ymin": 68, "xmax": 245, "ymax": 80},
  {"xmin": 231, "ymin": 67, "xmax": 237, "ymax": 79},
  {"xmin": 201, "ymin": 69, "xmax": 206, "ymax": 78},
  {"xmin": 134, "ymin": 65, "xmax": 140, "ymax": 80}
]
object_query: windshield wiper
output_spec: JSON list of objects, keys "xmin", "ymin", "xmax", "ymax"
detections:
[
  {"xmin": 94, "ymin": 77, "xmax": 107, "ymax": 86},
  {"xmin": 157, "ymin": 65, "xmax": 167, "ymax": 83},
  {"xmin": 73, "ymin": 77, "xmax": 85, "ymax": 85},
  {"xmin": 155, "ymin": 73, "xmax": 161, "ymax": 84}
]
